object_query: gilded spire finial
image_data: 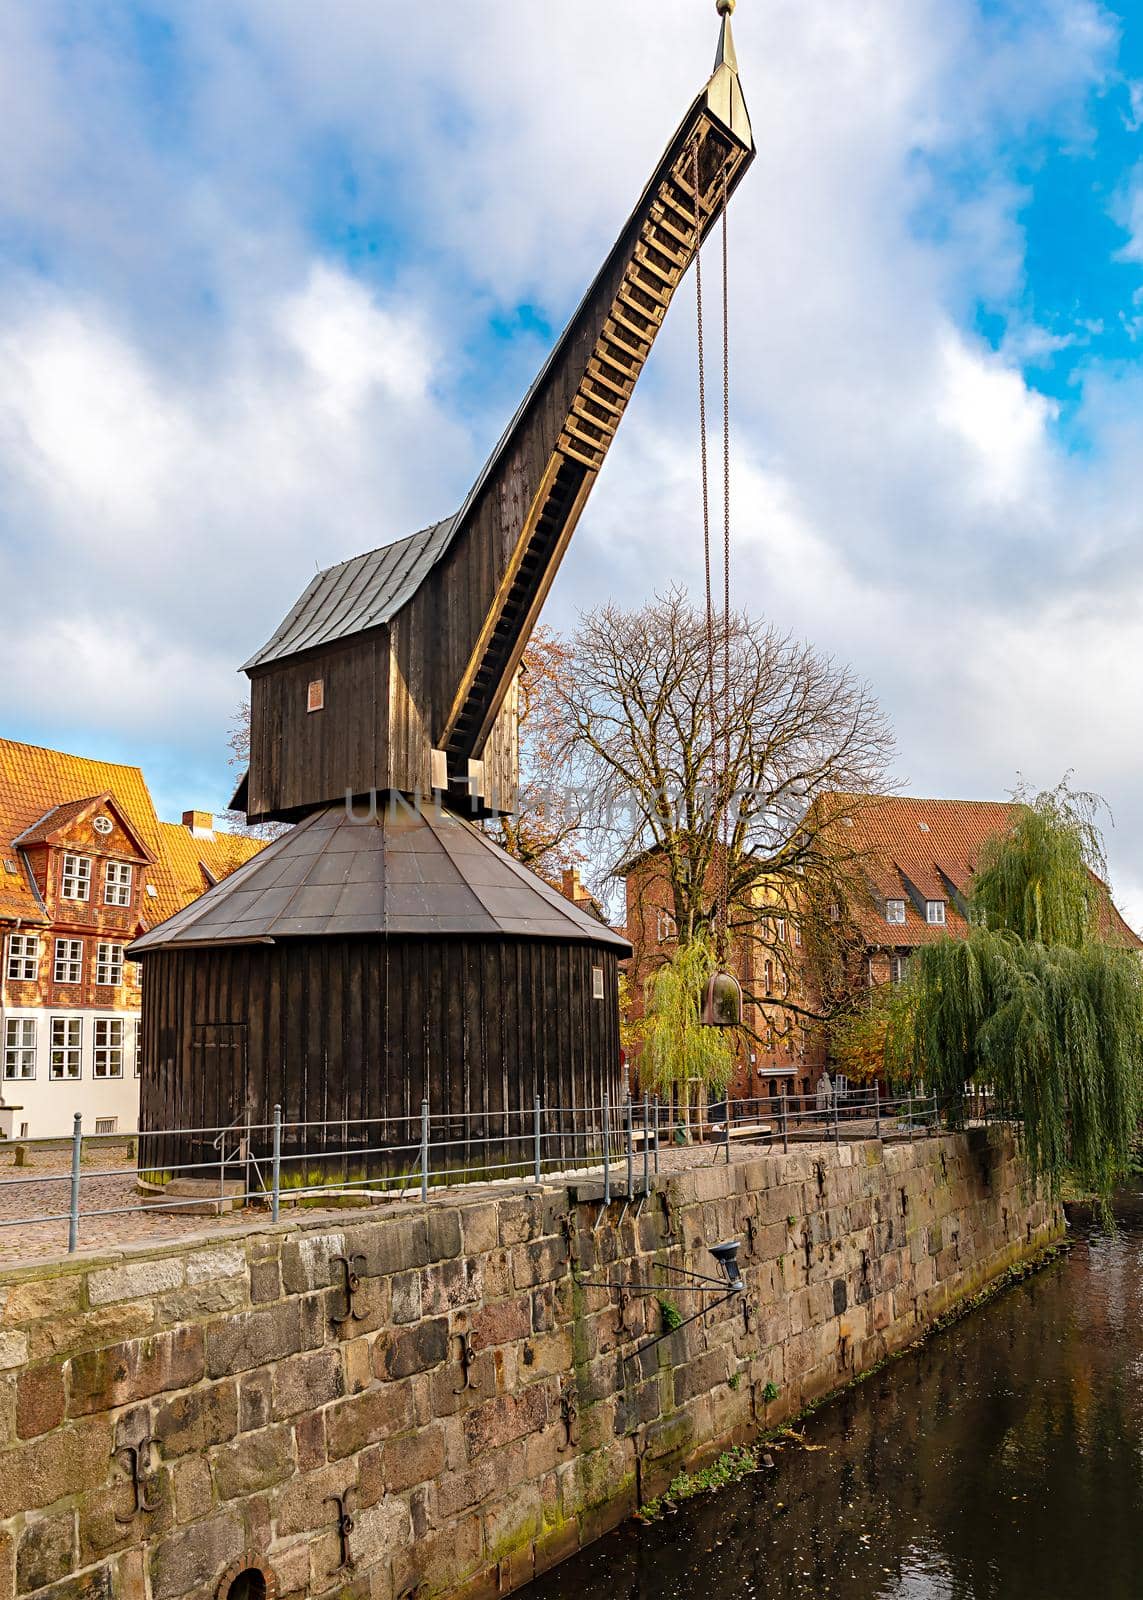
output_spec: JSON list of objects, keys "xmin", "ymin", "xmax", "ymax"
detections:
[{"xmin": 716, "ymin": 0, "xmax": 736, "ymax": 14}]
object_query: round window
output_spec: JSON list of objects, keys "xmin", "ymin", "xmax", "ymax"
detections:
[{"xmin": 93, "ymin": 815, "xmax": 113, "ymax": 834}]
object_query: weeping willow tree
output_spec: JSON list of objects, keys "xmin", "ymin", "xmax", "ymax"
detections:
[
  {"xmin": 641, "ymin": 936, "xmax": 735, "ymax": 1130},
  {"xmin": 897, "ymin": 784, "xmax": 1143, "ymax": 1200}
]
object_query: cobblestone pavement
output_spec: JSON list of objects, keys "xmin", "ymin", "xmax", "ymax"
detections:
[{"xmin": 0, "ymin": 1137, "xmax": 816, "ymax": 1270}]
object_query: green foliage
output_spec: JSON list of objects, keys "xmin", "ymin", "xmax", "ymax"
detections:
[
  {"xmin": 640, "ymin": 1445, "xmax": 760, "ymax": 1519},
  {"xmin": 641, "ymin": 934, "xmax": 735, "ymax": 1097},
  {"xmin": 658, "ymin": 1297, "xmax": 683, "ymax": 1333},
  {"xmin": 762, "ymin": 1380, "xmax": 780, "ymax": 1402},
  {"xmin": 972, "ymin": 781, "xmax": 1108, "ymax": 948},
  {"xmin": 831, "ymin": 978, "xmax": 919, "ymax": 1085},
  {"xmin": 897, "ymin": 784, "xmax": 1143, "ymax": 1201}
]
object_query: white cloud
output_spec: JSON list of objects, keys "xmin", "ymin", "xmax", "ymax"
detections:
[{"xmin": 1, "ymin": 0, "xmax": 1142, "ymax": 927}]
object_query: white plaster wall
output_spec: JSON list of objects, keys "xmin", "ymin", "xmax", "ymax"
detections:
[{"xmin": 0, "ymin": 1006, "xmax": 140, "ymax": 1140}]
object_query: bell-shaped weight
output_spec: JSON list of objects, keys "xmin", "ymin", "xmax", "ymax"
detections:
[{"xmin": 701, "ymin": 970, "xmax": 742, "ymax": 1027}]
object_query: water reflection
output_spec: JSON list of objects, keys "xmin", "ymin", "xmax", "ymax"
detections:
[{"xmin": 521, "ymin": 1203, "xmax": 1143, "ymax": 1600}]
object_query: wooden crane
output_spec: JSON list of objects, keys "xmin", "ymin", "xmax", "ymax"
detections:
[{"xmin": 238, "ymin": 6, "xmax": 753, "ymax": 825}]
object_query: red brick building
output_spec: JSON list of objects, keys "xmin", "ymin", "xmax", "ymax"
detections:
[
  {"xmin": 0, "ymin": 740, "xmax": 264, "ymax": 1139},
  {"xmin": 622, "ymin": 846, "xmax": 827, "ymax": 1105},
  {"xmin": 831, "ymin": 795, "xmax": 1141, "ymax": 987}
]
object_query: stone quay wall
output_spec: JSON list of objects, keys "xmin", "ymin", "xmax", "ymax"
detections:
[{"xmin": 0, "ymin": 1128, "xmax": 1061, "ymax": 1600}]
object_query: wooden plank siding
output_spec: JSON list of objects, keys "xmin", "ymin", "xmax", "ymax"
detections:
[{"xmin": 139, "ymin": 937, "xmax": 622, "ymax": 1182}]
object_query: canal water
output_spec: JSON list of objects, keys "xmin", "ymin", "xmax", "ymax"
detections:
[{"xmin": 522, "ymin": 1200, "xmax": 1143, "ymax": 1600}]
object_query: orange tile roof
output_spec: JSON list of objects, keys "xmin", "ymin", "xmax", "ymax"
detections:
[
  {"xmin": 0, "ymin": 738, "xmax": 264, "ymax": 929},
  {"xmin": 826, "ymin": 794, "xmax": 1141, "ymax": 950}
]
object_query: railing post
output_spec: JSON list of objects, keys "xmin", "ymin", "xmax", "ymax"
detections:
[
  {"xmin": 533, "ymin": 1096, "xmax": 542, "ymax": 1185},
  {"xmin": 875, "ymin": 1085, "xmax": 882, "ymax": 1141},
  {"xmin": 781, "ymin": 1093, "xmax": 788, "ymax": 1155},
  {"xmin": 932, "ymin": 1090, "xmax": 939, "ymax": 1137},
  {"xmin": 602, "ymin": 1090, "xmax": 611, "ymax": 1207},
  {"xmin": 653, "ymin": 1096, "xmax": 660, "ymax": 1176},
  {"xmin": 907, "ymin": 1089, "xmax": 913, "ymax": 1142},
  {"xmin": 834, "ymin": 1092, "xmax": 840, "ymax": 1148},
  {"xmin": 421, "ymin": 1099, "xmax": 430, "ymax": 1203},
  {"xmin": 643, "ymin": 1093, "xmax": 650, "ymax": 1195},
  {"xmin": 626, "ymin": 1096, "xmax": 634, "ymax": 1200},
  {"xmin": 271, "ymin": 1103, "xmax": 282, "ymax": 1224},
  {"xmin": 68, "ymin": 1112, "xmax": 82, "ymax": 1255}
]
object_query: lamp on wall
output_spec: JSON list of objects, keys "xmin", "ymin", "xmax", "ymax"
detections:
[{"xmin": 578, "ymin": 1239, "xmax": 745, "ymax": 1359}]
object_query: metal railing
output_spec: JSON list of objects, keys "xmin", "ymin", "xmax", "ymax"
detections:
[{"xmin": 0, "ymin": 1086, "xmax": 1007, "ymax": 1256}]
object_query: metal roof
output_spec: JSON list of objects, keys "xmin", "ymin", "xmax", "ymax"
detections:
[
  {"xmin": 242, "ymin": 516, "xmax": 456, "ymax": 670},
  {"xmin": 128, "ymin": 801, "xmax": 632, "ymax": 953}
]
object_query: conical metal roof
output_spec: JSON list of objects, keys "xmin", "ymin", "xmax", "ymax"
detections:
[{"xmin": 127, "ymin": 802, "xmax": 630, "ymax": 953}]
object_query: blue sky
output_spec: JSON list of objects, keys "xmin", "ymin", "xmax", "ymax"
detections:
[{"xmin": 2, "ymin": 0, "xmax": 1143, "ymax": 919}]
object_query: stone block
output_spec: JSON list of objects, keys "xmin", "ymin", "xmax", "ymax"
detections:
[
  {"xmin": 238, "ymin": 1369, "xmax": 273, "ymax": 1433},
  {"xmin": 27, "ymin": 1304, "xmax": 155, "ymax": 1365},
  {"xmin": 427, "ymin": 1208, "xmax": 464, "ymax": 1262},
  {"xmin": 17, "ymin": 1360, "xmax": 66, "ymax": 1438},
  {"xmin": 249, "ymin": 1258, "xmax": 281, "ymax": 1304},
  {"xmin": 170, "ymin": 1455, "xmax": 214, "ymax": 1522},
  {"xmin": 87, "ymin": 1258, "xmax": 184, "ymax": 1306},
  {"xmin": 1, "ymin": 1275, "xmax": 84, "ymax": 1326},
  {"xmin": 294, "ymin": 1408, "xmax": 326, "ymax": 1472},
  {"xmin": 273, "ymin": 1459, "xmax": 356, "ymax": 1539},
  {"xmin": 17, "ymin": 1511, "xmax": 76, "ymax": 1592},
  {"xmin": 278, "ymin": 1232, "xmax": 346, "ymax": 1295},
  {"xmin": 22, "ymin": 1566, "xmax": 113, "ymax": 1600},
  {"xmin": 423, "ymin": 1257, "xmax": 482, "ymax": 1315},
  {"xmin": 460, "ymin": 1203, "xmax": 500, "ymax": 1256},
  {"xmin": 69, "ymin": 1326, "xmax": 204, "ymax": 1416},
  {"xmin": 185, "ymin": 1245, "xmax": 247, "ymax": 1286},
  {"xmin": 0, "ymin": 1420, "xmax": 111, "ymax": 1518},
  {"xmin": 0, "ymin": 1333, "xmax": 27, "ymax": 1372},
  {"xmin": 470, "ymin": 1296, "xmax": 531, "ymax": 1352},
  {"xmin": 511, "ymin": 1238, "xmax": 566, "ymax": 1291},
  {"xmin": 462, "ymin": 1382, "xmax": 551, "ymax": 1458},
  {"xmin": 325, "ymin": 1382, "xmax": 414, "ymax": 1460},
  {"xmin": 211, "ymin": 1423, "xmax": 295, "ymax": 1500},
  {"xmin": 377, "ymin": 1316, "xmax": 449, "ymax": 1380},
  {"xmin": 391, "ymin": 1270, "xmax": 423, "ymax": 1325},
  {"xmin": 154, "ymin": 1379, "xmax": 238, "ymax": 1456},
  {"xmin": 272, "ymin": 1348, "xmax": 344, "ymax": 1418},
  {"xmin": 147, "ymin": 1512, "xmax": 245, "ymax": 1600},
  {"xmin": 205, "ymin": 1299, "xmax": 318, "ymax": 1379},
  {"xmin": 384, "ymin": 1422, "xmax": 446, "ymax": 1493}
]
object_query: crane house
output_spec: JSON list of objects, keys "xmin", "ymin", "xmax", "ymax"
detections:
[{"xmin": 128, "ymin": 14, "xmax": 755, "ymax": 1180}]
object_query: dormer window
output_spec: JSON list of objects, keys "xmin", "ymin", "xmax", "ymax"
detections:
[
  {"xmin": 104, "ymin": 861, "xmax": 134, "ymax": 906},
  {"xmin": 886, "ymin": 899, "xmax": 906, "ymax": 925},
  {"xmin": 61, "ymin": 854, "xmax": 91, "ymax": 901},
  {"xmin": 926, "ymin": 900, "xmax": 946, "ymax": 925}
]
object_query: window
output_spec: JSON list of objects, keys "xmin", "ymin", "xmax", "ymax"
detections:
[
  {"xmin": 656, "ymin": 909, "xmax": 678, "ymax": 944},
  {"xmin": 61, "ymin": 854, "xmax": 91, "ymax": 901},
  {"xmin": 95, "ymin": 1117, "xmax": 118, "ymax": 1136},
  {"xmin": 3, "ymin": 1019, "xmax": 35, "ymax": 1079},
  {"xmin": 6, "ymin": 934, "xmax": 39, "ymax": 982},
  {"xmin": 763, "ymin": 959, "xmax": 775, "ymax": 995},
  {"xmin": 134, "ymin": 1030, "xmax": 142, "ymax": 1077},
  {"xmin": 890, "ymin": 955, "xmax": 909, "ymax": 984},
  {"xmin": 829, "ymin": 903, "xmax": 841, "ymax": 922},
  {"xmin": 591, "ymin": 967, "xmax": 605, "ymax": 1000},
  {"xmin": 775, "ymin": 918, "xmax": 787, "ymax": 944},
  {"xmin": 794, "ymin": 924, "xmax": 802, "ymax": 948},
  {"xmin": 307, "ymin": 678, "xmax": 325, "ymax": 713},
  {"xmin": 50, "ymin": 1017, "xmax": 82, "ymax": 1080},
  {"xmin": 54, "ymin": 939, "xmax": 83, "ymax": 984},
  {"xmin": 926, "ymin": 901, "xmax": 946, "ymax": 926},
  {"xmin": 94, "ymin": 1019, "xmax": 124, "ymax": 1078},
  {"xmin": 95, "ymin": 943, "xmax": 124, "ymax": 987},
  {"xmin": 104, "ymin": 861, "xmax": 133, "ymax": 906},
  {"xmin": 886, "ymin": 899, "xmax": 906, "ymax": 925}
]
